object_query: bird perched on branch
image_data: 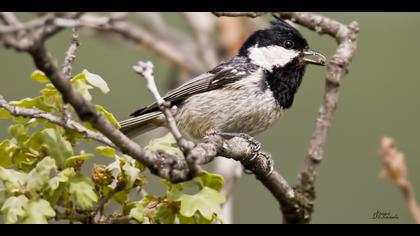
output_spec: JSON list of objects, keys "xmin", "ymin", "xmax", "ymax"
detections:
[{"xmin": 120, "ymin": 16, "xmax": 326, "ymax": 142}]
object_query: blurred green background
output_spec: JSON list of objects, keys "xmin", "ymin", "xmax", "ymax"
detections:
[{"xmin": 1, "ymin": 13, "xmax": 420, "ymax": 224}]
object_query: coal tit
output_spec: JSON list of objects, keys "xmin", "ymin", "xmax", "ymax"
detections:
[{"xmin": 120, "ymin": 16, "xmax": 326, "ymax": 141}]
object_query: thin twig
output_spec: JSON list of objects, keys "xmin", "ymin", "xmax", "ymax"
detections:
[
  {"xmin": 61, "ymin": 27, "xmax": 80, "ymax": 122},
  {"xmin": 62, "ymin": 27, "xmax": 80, "ymax": 79},
  {"xmin": 0, "ymin": 95, "xmax": 115, "ymax": 147},
  {"xmin": 78, "ymin": 14, "xmax": 205, "ymax": 75},
  {"xmin": 212, "ymin": 12, "xmax": 266, "ymax": 18},
  {"xmin": 378, "ymin": 136, "xmax": 420, "ymax": 224},
  {"xmin": 0, "ymin": 13, "xmax": 51, "ymax": 33},
  {"xmin": 132, "ymin": 61, "xmax": 201, "ymax": 176},
  {"xmin": 0, "ymin": 12, "xmax": 22, "ymax": 26}
]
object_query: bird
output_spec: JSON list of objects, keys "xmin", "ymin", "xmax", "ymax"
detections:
[{"xmin": 119, "ymin": 15, "xmax": 326, "ymax": 143}]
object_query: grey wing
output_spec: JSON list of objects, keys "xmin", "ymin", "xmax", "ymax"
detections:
[
  {"xmin": 129, "ymin": 72, "xmax": 215, "ymax": 116},
  {"xmin": 129, "ymin": 57, "xmax": 256, "ymax": 117}
]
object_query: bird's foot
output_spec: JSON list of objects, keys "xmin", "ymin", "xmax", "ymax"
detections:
[
  {"xmin": 217, "ymin": 132, "xmax": 262, "ymax": 152},
  {"xmin": 217, "ymin": 132, "xmax": 269, "ymax": 176}
]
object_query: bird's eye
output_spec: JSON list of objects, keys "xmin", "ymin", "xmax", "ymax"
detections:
[{"xmin": 283, "ymin": 40, "xmax": 295, "ymax": 49}]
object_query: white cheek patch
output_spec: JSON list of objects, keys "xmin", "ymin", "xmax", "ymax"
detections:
[{"xmin": 248, "ymin": 45, "xmax": 299, "ymax": 71}]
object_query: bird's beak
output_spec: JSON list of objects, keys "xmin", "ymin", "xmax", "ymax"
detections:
[{"xmin": 302, "ymin": 49, "xmax": 327, "ymax": 66}]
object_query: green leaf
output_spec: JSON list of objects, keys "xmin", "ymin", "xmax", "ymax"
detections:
[
  {"xmin": 31, "ymin": 70, "xmax": 49, "ymax": 83},
  {"xmin": 22, "ymin": 199, "xmax": 55, "ymax": 224},
  {"xmin": 48, "ymin": 168, "xmax": 75, "ymax": 191},
  {"xmin": 40, "ymin": 83, "xmax": 62, "ymax": 109},
  {"xmin": 112, "ymin": 190, "xmax": 128, "ymax": 205},
  {"xmin": 83, "ymin": 69, "xmax": 110, "ymax": 94},
  {"xmin": 10, "ymin": 131, "xmax": 46, "ymax": 169},
  {"xmin": 129, "ymin": 202, "xmax": 145, "ymax": 223},
  {"xmin": 178, "ymin": 187, "xmax": 225, "ymax": 221},
  {"xmin": 26, "ymin": 157, "xmax": 57, "ymax": 194},
  {"xmin": 0, "ymin": 189, "xmax": 11, "ymax": 206},
  {"xmin": 96, "ymin": 105, "xmax": 120, "ymax": 128},
  {"xmin": 0, "ymin": 108, "xmax": 11, "ymax": 119},
  {"xmin": 1, "ymin": 195, "xmax": 29, "ymax": 224},
  {"xmin": 40, "ymin": 128, "xmax": 73, "ymax": 168},
  {"xmin": 0, "ymin": 167, "xmax": 28, "ymax": 193},
  {"xmin": 178, "ymin": 212, "xmax": 213, "ymax": 224},
  {"xmin": 96, "ymin": 146, "xmax": 116, "ymax": 158},
  {"xmin": 72, "ymin": 79, "xmax": 93, "ymax": 101},
  {"xmin": 40, "ymin": 83, "xmax": 57, "ymax": 96},
  {"xmin": 0, "ymin": 140, "xmax": 17, "ymax": 167},
  {"xmin": 10, "ymin": 96, "xmax": 52, "ymax": 112},
  {"xmin": 119, "ymin": 154, "xmax": 140, "ymax": 188},
  {"xmin": 145, "ymin": 133, "xmax": 183, "ymax": 156},
  {"xmin": 154, "ymin": 204, "xmax": 176, "ymax": 224},
  {"xmin": 65, "ymin": 153, "xmax": 95, "ymax": 167},
  {"xmin": 178, "ymin": 214, "xmax": 197, "ymax": 224},
  {"xmin": 199, "ymin": 172, "xmax": 224, "ymax": 192},
  {"xmin": 69, "ymin": 174, "xmax": 98, "ymax": 210},
  {"xmin": 8, "ymin": 123, "xmax": 29, "ymax": 143},
  {"xmin": 163, "ymin": 180, "xmax": 184, "ymax": 202}
]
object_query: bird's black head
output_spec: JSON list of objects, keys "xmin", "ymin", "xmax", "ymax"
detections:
[
  {"xmin": 239, "ymin": 16, "xmax": 327, "ymax": 109},
  {"xmin": 238, "ymin": 15, "xmax": 326, "ymax": 71}
]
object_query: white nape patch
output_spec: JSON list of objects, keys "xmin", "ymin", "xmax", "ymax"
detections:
[{"xmin": 248, "ymin": 45, "xmax": 299, "ymax": 71}]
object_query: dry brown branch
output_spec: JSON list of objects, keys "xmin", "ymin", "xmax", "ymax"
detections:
[{"xmin": 378, "ymin": 136, "xmax": 420, "ymax": 224}]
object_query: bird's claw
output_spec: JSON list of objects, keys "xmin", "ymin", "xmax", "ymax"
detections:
[
  {"xmin": 260, "ymin": 151, "xmax": 274, "ymax": 180},
  {"xmin": 217, "ymin": 132, "xmax": 272, "ymax": 177}
]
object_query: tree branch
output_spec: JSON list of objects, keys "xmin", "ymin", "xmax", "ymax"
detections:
[
  {"xmin": 0, "ymin": 95, "xmax": 115, "ymax": 148},
  {"xmin": 62, "ymin": 27, "xmax": 80, "ymax": 80},
  {"xmin": 378, "ymin": 136, "xmax": 420, "ymax": 224},
  {"xmin": 212, "ymin": 12, "xmax": 265, "ymax": 18},
  {"xmin": 133, "ymin": 61, "xmax": 203, "ymax": 176},
  {"xmin": 77, "ymin": 14, "xmax": 205, "ymax": 75}
]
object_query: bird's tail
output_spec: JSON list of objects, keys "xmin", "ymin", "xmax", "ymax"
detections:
[{"xmin": 119, "ymin": 111, "xmax": 165, "ymax": 138}]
